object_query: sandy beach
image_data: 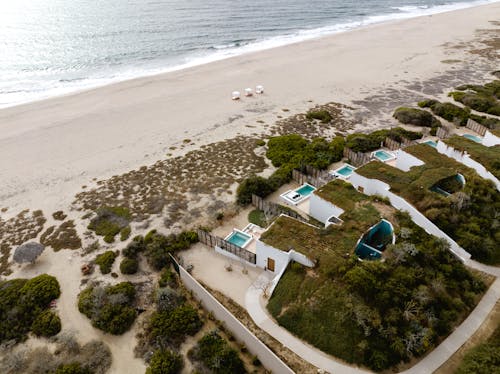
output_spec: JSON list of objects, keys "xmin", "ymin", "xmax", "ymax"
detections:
[{"xmin": 0, "ymin": 2, "xmax": 499, "ymax": 216}]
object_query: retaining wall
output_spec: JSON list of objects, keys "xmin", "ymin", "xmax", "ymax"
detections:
[{"xmin": 178, "ymin": 264, "xmax": 294, "ymax": 374}]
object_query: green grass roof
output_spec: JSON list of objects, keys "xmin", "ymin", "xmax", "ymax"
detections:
[{"xmin": 313, "ymin": 179, "xmax": 368, "ymax": 211}]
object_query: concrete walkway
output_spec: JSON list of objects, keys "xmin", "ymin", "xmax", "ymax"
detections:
[
  {"xmin": 245, "ymin": 273, "xmax": 371, "ymax": 374},
  {"xmin": 246, "ymin": 273, "xmax": 500, "ymax": 374}
]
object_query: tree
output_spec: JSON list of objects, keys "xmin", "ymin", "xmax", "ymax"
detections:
[{"xmin": 31, "ymin": 310, "xmax": 61, "ymax": 337}]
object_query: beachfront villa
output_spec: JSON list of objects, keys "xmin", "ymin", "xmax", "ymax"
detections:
[
  {"xmin": 279, "ymin": 183, "xmax": 316, "ymax": 205},
  {"xmin": 371, "ymin": 149, "xmax": 396, "ymax": 163},
  {"xmin": 330, "ymin": 163, "xmax": 356, "ymax": 180}
]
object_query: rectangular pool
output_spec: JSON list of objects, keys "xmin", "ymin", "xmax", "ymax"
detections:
[
  {"xmin": 225, "ymin": 230, "xmax": 252, "ymax": 248},
  {"xmin": 373, "ymin": 150, "xmax": 395, "ymax": 162},
  {"xmin": 462, "ymin": 134, "xmax": 483, "ymax": 143},
  {"xmin": 332, "ymin": 164, "xmax": 356, "ymax": 179},
  {"xmin": 295, "ymin": 183, "xmax": 315, "ymax": 196}
]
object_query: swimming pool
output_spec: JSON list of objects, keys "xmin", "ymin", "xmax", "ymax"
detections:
[
  {"xmin": 373, "ymin": 150, "xmax": 396, "ymax": 162},
  {"xmin": 280, "ymin": 183, "xmax": 316, "ymax": 205},
  {"xmin": 332, "ymin": 164, "xmax": 356, "ymax": 179},
  {"xmin": 225, "ymin": 230, "xmax": 252, "ymax": 248},
  {"xmin": 424, "ymin": 140, "xmax": 437, "ymax": 148},
  {"xmin": 295, "ymin": 183, "xmax": 315, "ymax": 196},
  {"xmin": 462, "ymin": 134, "xmax": 483, "ymax": 143},
  {"xmin": 355, "ymin": 219, "xmax": 394, "ymax": 261}
]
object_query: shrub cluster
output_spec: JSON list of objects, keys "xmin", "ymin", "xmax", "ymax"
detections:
[
  {"xmin": 95, "ymin": 250, "xmax": 118, "ymax": 274},
  {"xmin": 120, "ymin": 257, "xmax": 138, "ymax": 275},
  {"xmin": 150, "ymin": 304, "xmax": 203, "ymax": 346},
  {"xmin": 87, "ymin": 206, "xmax": 131, "ymax": 243},
  {"xmin": 418, "ymin": 99, "xmax": 470, "ymax": 125},
  {"xmin": 456, "ymin": 323, "xmax": 500, "ymax": 373},
  {"xmin": 237, "ymin": 135, "xmax": 345, "ymax": 205},
  {"xmin": 189, "ymin": 331, "xmax": 246, "ymax": 374},
  {"xmin": 451, "ymin": 80, "xmax": 500, "ymax": 116},
  {"xmin": 54, "ymin": 362, "xmax": 92, "ymax": 374},
  {"xmin": 393, "ymin": 107, "xmax": 441, "ymax": 129},
  {"xmin": 306, "ymin": 109, "xmax": 332, "ymax": 123},
  {"xmin": 146, "ymin": 350, "xmax": 183, "ymax": 374},
  {"xmin": 124, "ymin": 231, "xmax": 197, "ymax": 271},
  {"xmin": 345, "ymin": 128, "xmax": 422, "ymax": 153},
  {"xmin": 78, "ymin": 282, "xmax": 137, "ymax": 334},
  {"xmin": 0, "ymin": 274, "xmax": 61, "ymax": 343}
]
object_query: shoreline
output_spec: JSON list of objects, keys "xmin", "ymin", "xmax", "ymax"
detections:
[
  {"xmin": 1, "ymin": 2, "xmax": 499, "ymax": 216},
  {"xmin": 0, "ymin": 0, "xmax": 498, "ymax": 111}
]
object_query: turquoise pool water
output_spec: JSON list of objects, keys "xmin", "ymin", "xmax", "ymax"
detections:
[
  {"xmin": 336, "ymin": 165, "xmax": 355, "ymax": 177},
  {"xmin": 374, "ymin": 150, "xmax": 394, "ymax": 161},
  {"xmin": 295, "ymin": 184, "xmax": 315, "ymax": 196},
  {"xmin": 355, "ymin": 220, "xmax": 394, "ymax": 261},
  {"xmin": 463, "ymin": 134, "xmax": 482, "ymax": 143},
  {"xmin": 424, "ymin": 140, "xmax": 437, "ymax": 148},
  {"xmin": 226, "ymin": 231, "xmax": 251, "ymax": 247}
]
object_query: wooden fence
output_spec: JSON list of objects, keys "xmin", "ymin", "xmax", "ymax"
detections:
[
  {"xmin": 436, "ymin": 127, "xmax": 450, "ymax": 139},
  {"xmin": 383, "ymin": 136, "xmax": 416, "ymax": 151},
  {"xmin": 343, "ymin": 147, "xmax": 372, "ymax": 166},
  {"xmin": 251, "ymin": 194, "xmax": 308, "ymax": 223},
  {"xmin": 466, "ymin": 119, "xmax": 488, "ymax": 136},
  {"xmin": 197, "ymin": 229, "xmax": 256, "ymax": 264},
  {"xmin": 291, "ymin": 168, "xmax": 335, "ymax": 188}
]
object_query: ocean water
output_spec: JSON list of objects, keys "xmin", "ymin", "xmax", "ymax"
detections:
[{"xmin": 0, "ymin": 0, "xmax": 497, "ymax": 108}]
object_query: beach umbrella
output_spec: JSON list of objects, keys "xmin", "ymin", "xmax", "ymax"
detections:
[
  {"xmin": 13, "ymin": 242, "xmax": 45, "ymax": 264},
  {"xmin": 231, "ymin": 91, "xmax": 241, "ymax": 100}
]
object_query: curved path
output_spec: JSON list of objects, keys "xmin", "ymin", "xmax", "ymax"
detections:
[{"xmin": 246, "ymin": 273, "xmax": 500, "ymax": 374}]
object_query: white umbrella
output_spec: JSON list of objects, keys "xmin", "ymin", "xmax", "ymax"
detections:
[
  {"xmin": 231, "ymin": 91, "xmax": 241, "ymax": 100},
  {"xmin": 244, "ymin": 88, "xmax": 253, "ymax": 96},
  {"xmin": 256, "ymin": 85, "xmax": 264, "ymax": 94}
]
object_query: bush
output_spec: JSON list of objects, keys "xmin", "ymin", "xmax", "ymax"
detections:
[
  {"xmin": 77, "ymin": 282, "xmax": 137, "ymax": 335},
  {"xmin": 456, "ymin": 324, "xmax": 500, "ymax": 373},
  {"xmin": 393, "ymin": 107, "xmax": 441, "ymax": 127},
  {"xmin": 190, "ymin": 331, "xmax": 246, "ymax": 374},
  {"xmin": 95, "ymin": 251, "xmax": 117, "ymax": 274},
  {"xmin": 306, "ymin": 109, "xmax": 332, "ymax": 123},
  {"xmin": 236, "ymin": 176, "xmax": 275, "ymax": 205},
  {"xmin": 248, "ymin": 209, "xmax": 267, "ymax": 228},
  {"xmin": 158, "ymin": 267, "xmax": 177, "ymax": 288},
  {"xmin": 122, "ymin": 236, "xmax": 146, "ymax": 258},
  {"xmin": 88, "ymin": 206, "xmax": 131, "ymax": 243},
  {"xmin": 120, "ymin": 226, "xmax": 131, "ymax": 241},
  {"xmin": 146, "ymin": 349, "xmax": 183, "ymax": 374},
  {"xmin": 151, "ymin": 304, "xmax": 202, "ymax": 346},
  {"xmin": 266, "ymin": 134, "xmax": 309, "ymax": 167},
  {"xmin": 0, "ymin": 275, "xmax": 61, "ymax": 343},
  {"xmin": 120, "ymin": 258, "xmax": 138, "ymax": 275},
  {"xmin": 31, "ymin": 309, "xmax": 61, "ymax": 337},
  {"xmin": 419, "ymin": 100, "xmax": 470, "ymax": 125}
]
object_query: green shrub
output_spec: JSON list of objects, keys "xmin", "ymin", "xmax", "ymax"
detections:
[
  {"xmin": 306, "ymin": 109, "xmax": 332, "ymax": 123},
  {"xmin": 256, "ymin": 139, "xmax": 266, "ymax": 146},
  {"xmin": 393, "ymin": 107, "xmax": 441, "ymax": 127},
  {"xmin": 95, "ymin": 251, "xmax": 117, "ymax": 274},
  {"xmin": 190, "ymin": 331, "xmax": 246, "ymax": 374},
  {"xmin": 120, "ymin": 258, "xmax": 139, "ymax": 275},
  {"xmin": 54, "ymin": 362, "xmax": 92, "ymax": 374},
  {"xmin": 151, "ymin": 304, "xmax": 202, "ymax": 346},
  {"xmin": 424, "ymin": 101, "xmax": 470, "ymax": 125},
  {"xmin": 20, "ymin": 274, "xmax": 61, "ymax": 307},
  {"xmin": 456, "ymin": 324, "xmax": 500, "ymax": 374},
  {"xmin": 236, "ymin": 176, "xmax": 275, "ymax": 205},
  {"xmin": 158, "ymin": 267, "xmax": 177, "ymax": 288},
  {"xmin": 78, "ymin": 282, "xmax": 137, "ymax": 335},
  {"xmin": 123, "ymin": 236, "xmax": 146, "ymax": 258},
  {"xmin": 88, "ymin": 206, "xmax": 131, "ymax": 243},
  {"xmin": 146, "ymin": 349, "xmax": 184, "ymax": 374},
  {"xmin": 31, "ymin": 309, "xmax": 61, "ymax": 337},
  {"xmin": 0, "ymin": 275, "xmax": 61, "ymax": 343},
  {"xmin": 266, "ymin": 134, "xmax": 309, "ymax": 167},
  {"xmin": 120, "ymin": 226, "xmax": 131, "ymax": 241},
  {"xmin": 248, "ymin": 209, "xmax": 267, "ymax": 228}
]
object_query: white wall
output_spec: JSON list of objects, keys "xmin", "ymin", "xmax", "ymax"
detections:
[
  {"xmin": 483, "ymin": 130, "xmax": 500, "ymax": 147},
  {"xmin": 436, "ymin": 141, "xmax": 499, "ymax": 191},
  {"xmin": 395, "ymin": 149, "xmax": 425, "ymax": 171},
  {"xmin": 256, "ymin": 239, "xmax": 315, "ymax": 295},
  {"xmin": 309, "ymin": 193, "xmax": 344, "ymax": 223},
  {"xmin": 177, "ymin": 264, "xmax": 294, "ymax": 374},
  {"xmin": 350, "ymin": 172, "xmax": 471, "ymax": 261}
]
